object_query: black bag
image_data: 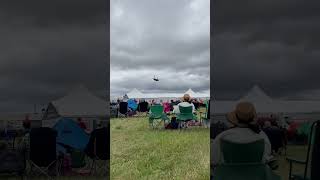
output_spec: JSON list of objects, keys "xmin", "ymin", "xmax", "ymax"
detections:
[
  {"xmin": 165, "ymin": 117, "xmax": 179, "ymax": 129},
  {"xmin": 171, "ymin": 117, "xmax": 179, "ymax": 129}
]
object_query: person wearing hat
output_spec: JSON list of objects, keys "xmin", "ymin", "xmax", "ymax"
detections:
[
  {"xmin": 211, "ymin": 102, "xmax": 272, "ymax": 166},
  {"xmin": 173, "ymin": 94, "xmax": 196, "ymax": 114}
]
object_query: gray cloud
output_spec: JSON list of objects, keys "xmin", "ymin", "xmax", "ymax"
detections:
[
  {"xmin": 0, "ymin": 0, "xmax": 108, "ymax": 112},
  {"xmin": 111, "ymin": 0, "xmax": 210, "ymax": 97},
  {"xmin": 212, "ymin": 0, "xmax": 320, "ymax": 100}
]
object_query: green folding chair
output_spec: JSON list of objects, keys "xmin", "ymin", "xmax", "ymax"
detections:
[
  {"xmin": 176, "ymin": 106, "xmax": 197, "ymax": 128},
  {"xmin": 213, "ymin": 139, "xmax": 281, "ymax": 180},
  {"xmin": 70, "ymin": 149, "xmax": 86, "ymax": 169},
  {"xmin": 200, "ymin": 100, "xmax": 210, "ymax": 127},
  {"xmin": 148, "ymin": 105, "xmax": 169, "ymax": 129}
]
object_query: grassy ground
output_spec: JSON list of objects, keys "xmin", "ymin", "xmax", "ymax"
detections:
[
  {"xmin": 110, "ymin": 116, "xmax": 311, "ymax": 180},
  {"xmin": 275, "ymin": 145, "xmax": 309, "ymax": 179},
  {"xmin": 2, "ymin": 113, "xmax": 310, "ymax": 180},
  {"xmin": 110, "ymin": 117, "xmax": 210, "ymax": 180}
]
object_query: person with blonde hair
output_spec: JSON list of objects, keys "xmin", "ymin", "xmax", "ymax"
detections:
[
  {"xmin": 173, "ymin": 94, "xmax": 196, "ymax": 114},
  {"xmin": 211, "ymin": 102, "xmax": 273, "ymax": 166}
]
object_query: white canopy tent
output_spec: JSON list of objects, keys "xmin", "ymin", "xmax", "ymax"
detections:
[
  {"xmin": 213, "ymin": 85, "xmax": 320, "ymax": 114},
  {"xmin": 127, "ymin": 88, "xmax": 146, "ymax": 99},
  {"xmin": 125, "ymin": 88, "xmax": 210, "ymax": 100},
  {"xmin": 43, "ymin": 85, "xmax": 108, "ymax": 119}
]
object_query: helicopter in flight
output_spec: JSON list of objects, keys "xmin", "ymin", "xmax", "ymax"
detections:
[{"xmin": 152, "ymin": 75, "xmax": 159, "ymax": 81}]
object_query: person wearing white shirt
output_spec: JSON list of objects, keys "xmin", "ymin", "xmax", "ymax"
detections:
[
  {"xmin": 211, "ymin": 102, "xmax": 273, "ymax": 168},
  {"xmin": 173, "ymin": 94, "xmax": 196, "ymax": 114}
]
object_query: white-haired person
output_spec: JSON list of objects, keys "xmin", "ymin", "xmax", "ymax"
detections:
[{"xmin": 211, "ymin": 102, "xmax": 275, "ymax": 171}]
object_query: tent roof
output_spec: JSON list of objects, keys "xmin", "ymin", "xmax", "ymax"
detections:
[
  {"xmin": 127, "ymin": 88, "xmax": 145, "ymax": 99},
  {"xmin": 213, "ymin": 85, "xmax": 320, "ymax": 114},
  {"xmin": 51, "ymin": 85, "xmax": 108, "ymax": 117},
  {"xmin": 185, "ymin": 88, "xmax": 196, "ymax": 97},
  {"xmin": 240, "ymin": 85, "xmax": 272, "ymax": 102}
]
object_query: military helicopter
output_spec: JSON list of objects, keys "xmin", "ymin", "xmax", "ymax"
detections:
[{"xmin": 152, "ymin": 75, "xmax": 159, "ymax": 81}]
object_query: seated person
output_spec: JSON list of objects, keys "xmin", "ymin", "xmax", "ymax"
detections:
[
  {"xmin": 17, "ymin": 120, "xmax": 31, "ymax": 158},
  {"xmin": 173, "ymin": 94, "xmax": 196, "ymax": 114},
  {"xmin": 211, "ymin": 102, "xmax": 273, "ymax": 167}
]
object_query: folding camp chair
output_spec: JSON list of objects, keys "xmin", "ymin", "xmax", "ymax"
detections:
[
  {"xmin": 110, "ymin": 104, "xmax": 118, "ymax": 118},
  {"xmin": 137, "ymin": 101, "xmax": 149, "ymax": 116},
  {"xmin": 148, "ymin": 105, "xmax": 169, "ymax": 129},
  {"xmin": 213, "ymin": 139, "xmax": 281, "ymax": 180},
  {"xmin": 200, "ymin": 100, "xmax": 210, "ymax": 127},
  {"xmin": 176, "ymin": 106, "xmax": 197, "ymax": 129},
  {"xmin": 287, "ymin": 120, "xmax": 320, "ymax": 180},
  {"xmin": 118, "ymin": 102, "xmax": 128, "ymax": 117},
  {"xmin": 29, "ymin": 127, "xmax": 60, "ymax": 178},
  {"xmin": 85, "ymin": 127, "xmax": 109, "ymax": 176}
]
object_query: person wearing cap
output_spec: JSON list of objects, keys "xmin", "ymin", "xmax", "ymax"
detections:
[
  {"xmin": 173, "ymin": 94, "xmax": 196, "ymax": 114},
  {"xmin": 211, "ymin": 102, "xmax": 272, "ymax": 167}
]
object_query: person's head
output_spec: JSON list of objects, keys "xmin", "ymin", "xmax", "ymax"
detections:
[
  {"xmin": 227, "ymin": 102, "xmax": 260, "ymax": 133},
  {"xmin": 182, "ymin": 94, "xmax": 191, "ymax": 103},
  {"xmin": 264, "ymin": 121, "xmax": 272, "ymax": 128}
]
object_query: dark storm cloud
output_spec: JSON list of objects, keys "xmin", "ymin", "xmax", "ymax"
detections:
[
  {"xmin": 213, "ymin": 0, "xmax": 320, "ymax": 100},
  {"xmin": 0, "ymin": 0, "xmax": 106, "ymax": 26},
  {"xmin": 0, "ymin": 0, "xmax": 108, "ymax": 112},
  {"xmin": 111, "ymin": 0, "xmax": 210, "ymax": 97}
]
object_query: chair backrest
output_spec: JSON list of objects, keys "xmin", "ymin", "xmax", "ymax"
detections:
[
  {"xmin": 138, "ymin": 102, "xmax": 149, "ymax": 112},
  {"xmin": 119, "ymin": 102, "xmax": 128, "ymax": 114},
  {"xmin": 179, "ymin": 106, "xmax": 193, "ymax": 114},
  {"xmin": 150, "ymin": 105, "xmax": 163, "ymax": 116},
  {"xmin": 30, "ymin": 127, "xmax": 57, "ymax": 167},
  {"xmin": 85, "ymin": 127, "xmax": 109, "ymax": 160},
  {"xmin": 308, "ymin": 120, "xmax": 320, "ymax": 180},
  {"xmin": 220, "ymin": 139, "xmax": 264, "ymax": 164},
  {"xmin": 206, "ymin": 100, "xmax": 210, "ymax": 119}
]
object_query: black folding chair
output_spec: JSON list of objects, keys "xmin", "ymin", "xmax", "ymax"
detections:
[
  {"xmin": 138, "ymin": 101, "xmax": 149, "ymax": 116},
  {"xmin": 85, "ymin": 127, "xmax": 109, "ymax": 176},
  {"xmin": 29, "ymin": 127, "xmax": 60, "ymax": 178},
  {"xmin": 287, "ymin": 120, "xmax": 320, "ymax": 180},
  {"xmin": 118, "ymin": 102, "xmax": 128, "ymax": 117}
]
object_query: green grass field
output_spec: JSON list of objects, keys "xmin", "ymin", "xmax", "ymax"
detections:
[
  {"xmin": 110, "ymin": 116, "xmax": 311, "ymax": 180},
  {"xmin": 2, "ymin": 115, "xmax": 309, "ymax": 180},
  {"xmin": 110, "ymin": 117, "xmax": 210, "ymax": 180}
]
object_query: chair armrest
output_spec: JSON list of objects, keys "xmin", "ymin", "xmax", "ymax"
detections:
[{"xmin": 286, "ymin": 157, "xmax": 306, "ymax": 164}]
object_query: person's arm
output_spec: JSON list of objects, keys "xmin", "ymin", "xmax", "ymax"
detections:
[
  {"xmin": 261, "ymin": 132, "xmax": 273, "ymax": 162},
  {"xmin": 211, "ymin": 137, "xmax": 221, "ymax": 167}
]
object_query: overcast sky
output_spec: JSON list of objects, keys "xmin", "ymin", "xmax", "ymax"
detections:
[
  {"xmin": 213, "ymin": 0, "xmax": 320, "ymax": 100},
  {"xmin": 110, "ymin": 0, "xmax": 210, "ymax": 97},
  {"xmin": 0, "ymin": 0, "xmax": 107, "ymax": 112}
]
